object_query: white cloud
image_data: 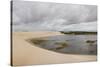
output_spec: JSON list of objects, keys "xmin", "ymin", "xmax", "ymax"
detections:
[
  {"xmin": 12, "ymin": 1, "xmax": 97, "ymax": 32},
  {"xmin": 60, "ymin": 21, "xmax": 97, "ymax": 32}
]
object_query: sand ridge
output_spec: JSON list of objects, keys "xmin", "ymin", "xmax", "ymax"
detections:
[{"xmin": 12, "ymin": 32, "xmax": 97, "ymax": 66}]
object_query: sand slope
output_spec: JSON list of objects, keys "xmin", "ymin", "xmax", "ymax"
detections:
[{"xmin": 12, "ymin": 32, "xmax": 97, "ymax": 66}]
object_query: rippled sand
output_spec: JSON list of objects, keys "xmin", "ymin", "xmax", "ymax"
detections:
[{"xmin": 12, "ymin": 32, "xmax": 97, "ymax": 66}]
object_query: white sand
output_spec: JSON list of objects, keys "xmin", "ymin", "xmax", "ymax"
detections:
[{"xmin": 12, "ymin": 32, "xmax": 97, "ymax": 66}]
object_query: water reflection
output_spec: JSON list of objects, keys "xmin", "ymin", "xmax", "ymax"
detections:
[{"xmin": 28, "ymin": 35, "xmax": 97, "ymax": 55}]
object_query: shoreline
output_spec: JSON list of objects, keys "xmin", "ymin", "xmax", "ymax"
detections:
[{"xmin": 12, "ymin": 32, "xmax": 97, "ymax": 66}]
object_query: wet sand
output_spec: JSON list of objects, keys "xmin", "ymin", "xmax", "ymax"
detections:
[{"xmin": 12, "ymin": 32, "xmax": 97, "ymax": 66}]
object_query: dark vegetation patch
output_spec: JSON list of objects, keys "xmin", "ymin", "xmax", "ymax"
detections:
[{"xmin": 60, "ymin": 31, "xmax": 97, "ymax": 35}]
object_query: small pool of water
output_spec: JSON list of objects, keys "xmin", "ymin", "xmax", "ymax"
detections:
[{"xmin": 28, "ymin": 34, "xmax": 97, "ymax": 55}]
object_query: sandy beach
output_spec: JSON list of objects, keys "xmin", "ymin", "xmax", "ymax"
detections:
[{"xmin": 12, "ymin": 32, "xmax": 97, "ymax": 66}]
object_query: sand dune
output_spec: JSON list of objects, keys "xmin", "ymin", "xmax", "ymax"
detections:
[{"xmin": 12, "ymin": 32, "xmax": 97, "ymax": 66}]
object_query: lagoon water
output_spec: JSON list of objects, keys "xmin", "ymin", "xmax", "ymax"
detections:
[{"xmin": 29, "ymin": 34, "xmax": 97, "ymax": 55}]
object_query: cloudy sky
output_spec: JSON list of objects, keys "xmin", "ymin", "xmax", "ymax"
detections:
[{"xmin": 12, "ymin": 1, "xmax": 97, "ymax": 32}]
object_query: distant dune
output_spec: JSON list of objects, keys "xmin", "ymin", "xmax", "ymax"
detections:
[{"xmin": 12, "ymin": 32, "xmax": 97, "ymax": 66}]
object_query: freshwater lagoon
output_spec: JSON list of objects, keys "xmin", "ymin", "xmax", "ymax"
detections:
[{"xmin": 28, "ymin": 34, "xmax": 97, "ymax": 55}]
